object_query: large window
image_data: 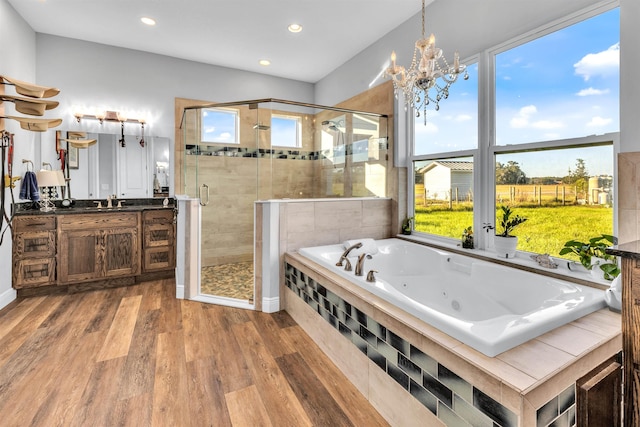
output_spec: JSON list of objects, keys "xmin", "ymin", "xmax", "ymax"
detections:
[
  {"xmin": 414, "ymin": 64, "xmax": 479, "ymax": 156},
  {"xmin": 201, "ymin": 108, "xmax": 239, "ymax": 143},
  {"xmin": 410, "ymin": 6, "xmax": 618, "ymax": 260},
  {"xmin": 271, "ymin": 115, "xmax": 301, "ymax": 148},
  {"xmin": 496, "ymin": 8, "xmax": 619, "ymax": 145}
]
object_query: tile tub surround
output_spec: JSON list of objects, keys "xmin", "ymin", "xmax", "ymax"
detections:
[{"xmin": 283, "ymin": 252, "xmax": 622, "ymax": 427}]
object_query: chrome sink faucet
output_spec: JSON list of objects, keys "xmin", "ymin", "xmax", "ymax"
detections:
[
  {"xmin": 355, "ymin": 253, "xmax": 373, "ymax": 276},
  {"xmin": 336, "ymin": 242, "xmax": 362, "ymax": 266}
]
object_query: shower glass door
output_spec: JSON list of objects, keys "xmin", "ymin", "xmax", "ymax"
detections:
[{"xmin": 182, "ymin": 103, "xmax": 260, "ymax": 309}]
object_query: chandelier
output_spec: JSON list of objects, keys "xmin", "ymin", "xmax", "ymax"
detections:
[{"xmin": 385, "ymin": 0, "xmax": 468, "ymax": 124}]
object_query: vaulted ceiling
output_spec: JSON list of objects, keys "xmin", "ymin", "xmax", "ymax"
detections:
[{"xmin": 8, "ymin": 0, "xmax": 428, "ymax": 83}]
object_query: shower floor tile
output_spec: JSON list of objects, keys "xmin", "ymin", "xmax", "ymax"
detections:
[{"xmin": 201, "ymin": 261, "xmax": 254, "ymax": 301}]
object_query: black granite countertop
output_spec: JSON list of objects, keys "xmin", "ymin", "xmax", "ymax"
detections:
[
  {"xmin": 13, "ymin": 198, "xmax": 176, "ymax": 216},
  {"xmin": 605, "ymin": 240, "xmax": 640, "ymax": 260}
]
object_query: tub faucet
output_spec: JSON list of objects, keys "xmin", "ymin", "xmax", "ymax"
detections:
[
  {"xmin": 366, "ymin": 270, "xmax": 378, "ymax": 282},
  {"xmin": 355, "ymin": 253, "xmax": 373, "ymax": 276},
  {"xmin": 336, "ymin": 242, "xmax": 362, "ymax": 266}
]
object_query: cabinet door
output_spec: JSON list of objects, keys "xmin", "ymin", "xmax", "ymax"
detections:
[
  {"xmin": 58, "ymin": 229, "xmax": 102, "ymax": 283},
  {"xmin": 104, "ymin": 228, "xmax": 140, "ymax": 277}
]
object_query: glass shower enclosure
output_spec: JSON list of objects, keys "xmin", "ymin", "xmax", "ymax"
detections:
[{"xmin": 180, "ymin": 99, "xmax": 388, "ymax": 308}]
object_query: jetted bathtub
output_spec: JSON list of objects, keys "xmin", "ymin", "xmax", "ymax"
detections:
[{"xmin": 298, "ymin": 238, "xmax": 606, "ymax": 357}]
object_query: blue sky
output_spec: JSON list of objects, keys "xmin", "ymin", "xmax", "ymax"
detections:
[{"xmin": 415, "ymin": 7, "xmax": 619, "ymax": 177}]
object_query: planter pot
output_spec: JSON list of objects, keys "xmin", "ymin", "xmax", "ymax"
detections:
[
  {"xmin": 494, "ymin": 235, "xmax": 518, "ymax": 259},
  {"xmin": 605, "ymin": 275, "xmax": 622, "ymax": 312}
]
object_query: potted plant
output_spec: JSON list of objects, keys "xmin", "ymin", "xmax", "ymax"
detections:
[
  {"xmin": 461, "ymin": 226, "xmax": 474, "ymax": 249},
  {"xmin": 401, "ymin": 216, "xmax": 414, "ymax": 235},
  {"xmin": 559, "ymin": 234, "xmax": 619, "ymax": 281},
  {"xmin": 492, "ymin": 205, "xmax": 527, "ymax": 258}
]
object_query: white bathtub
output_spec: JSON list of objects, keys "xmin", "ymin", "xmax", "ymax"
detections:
[{"xmin": 297, "ymin": 238, "xmax": 606, "ymax": 357}]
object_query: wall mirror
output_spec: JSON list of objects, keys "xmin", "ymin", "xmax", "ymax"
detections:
[{"xmin": 39, "ymin": 130, "xmax": 172, "ymax": 200}]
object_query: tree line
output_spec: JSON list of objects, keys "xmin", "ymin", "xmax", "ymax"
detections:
[{"xmin": 496, "ymin": 159, "xmax": 591, "ymax": 192}]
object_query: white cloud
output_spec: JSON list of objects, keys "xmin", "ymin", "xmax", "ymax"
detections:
[
  {"xmin": 220, "ymin": 132, "xmax": 232, "ymax": 139},
  {"xmin": 544, "ymin": 133, "xmax": 561, "ymax": 139},
  {"xmin": 576, "ymin": 87, "xmax": 610, "ymax": 96},
  {"xmin": 509, "ymin": 105, "xmax": 563, "ymax": 130},
  {"xmin": 203, "ymin": 126, "xmax": 215, "ymax": 134},
  {"xmin": 574, "ymin": 43, "xmax": 619, "ymax": 81},
  {"xmin": 587, "ymin": 116, "xmax": 612, "ymax": 127},
  {"xmin": 532, "ymin": 120, "xmax": 564, "ymax": 130},
  {"xmin": 510, "ymin": 105, "xmax": 537, "ymax": 128},
  {"xmin": 455, "ymin": 114, "xmax": 472, "ymax": 122}
]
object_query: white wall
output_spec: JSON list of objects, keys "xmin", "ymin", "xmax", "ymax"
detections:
[
  {"xmin": 0, "ymin": 0, "xmax": 38, "ymax": 307},
  {"xmin": 36, "ymin": 35, "xmax": 315, "ymax": 139}
]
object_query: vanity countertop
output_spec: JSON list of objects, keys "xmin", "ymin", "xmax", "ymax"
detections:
[{"xmin": 13, "ymin": 198, "xmax": 176, "ymax": 216}]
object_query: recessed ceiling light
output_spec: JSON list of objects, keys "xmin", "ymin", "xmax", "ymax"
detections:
[
  {"xmin": 288, "ymin": 23, "xmax": 302, "ymax": 33},
  {"xmin": 141, "ymin": 17, "xmax": 156, "ymax": 26},
  {"xmin": 259, "ymin": 59, "xmax": 271, "ymax": 66}
]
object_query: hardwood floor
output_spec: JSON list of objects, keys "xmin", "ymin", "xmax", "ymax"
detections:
[{"xmin": 0, "ymin": 280, "xmax": 389, "ymax": 426}]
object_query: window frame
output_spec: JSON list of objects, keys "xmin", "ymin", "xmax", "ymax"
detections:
[
  {"xmin": 406, "ymin": 2, "xmax": 620, "ymax": 254},
  {"xmin": 200, "ymin": 107, "xmax": 240, "ymax": 144},
  {"xmin": 271, "ymin": 114, "xmax": 302, "ymax": 148}
]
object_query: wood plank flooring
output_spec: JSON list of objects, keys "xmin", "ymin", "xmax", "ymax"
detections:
[{"xmin": 0, "ymin": 279, "xmax": 389, "ymax": 426}]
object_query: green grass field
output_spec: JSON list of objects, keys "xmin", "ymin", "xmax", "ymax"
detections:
[{"xmin": 414, "ymin": 204, "xmax": 613, "ymax": 259}]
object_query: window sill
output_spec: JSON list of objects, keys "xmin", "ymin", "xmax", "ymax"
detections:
[{"xmin": 396, "ymin": 233, "xmax": 612, "ymax": 291}]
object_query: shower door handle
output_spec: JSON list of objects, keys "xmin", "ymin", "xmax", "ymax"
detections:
[{"xmin": 199, "ymin": 184, "xmax": 210, "ymax": 206}]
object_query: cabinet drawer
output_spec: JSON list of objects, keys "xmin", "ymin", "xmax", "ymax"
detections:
[
  {"xmin": 143, "ymin": 246, "xmax": 175, "ymax": 272},
  {"xmin": 143, "ymin": 209, "xmax": 175, "ymax": 224},
  {"xmin": 13, "ymin": 257, "xmax": 56, "ymax": 288},
  {"xmin": 13, "ymin": 216, "xmax": 56, "ymax": 233},
  {"xmin": 59, "ymin": 213, "xmax": 139, "ymax": 230},
  {"xmin": 144, "ymin": 223, "xmax": 175, "ymax": 248},
  {"xmin": 14, "ymin": 231, "xmax": 56, "ymax": 258}
]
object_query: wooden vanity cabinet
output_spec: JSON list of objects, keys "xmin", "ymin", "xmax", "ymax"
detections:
[
  {"xmin": 58, "ymin": 213, "xmax": 140, "ymax": 284},
  {"xmin": 12, "ymin": 215, "xmax": 57, "ymax": 288},
  {"xmin": 142, "ymin": 209, "xmax": 176, "ymax": 272}
]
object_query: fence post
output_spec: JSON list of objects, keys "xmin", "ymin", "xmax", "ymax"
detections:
[
  {"xmin": 538, "ymin": 186, "xmax": 542, "ymax": 206},
  {"xmin": 562, "ymin": 186, "xmax": 566, "ymax": 206},
  {"xmin": 449, "ymin": 189, "xmax": 453, "ymax": 209}
]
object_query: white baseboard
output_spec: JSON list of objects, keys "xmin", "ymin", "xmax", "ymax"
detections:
[
  {"xmin": 262, "ymin": 296, "xmax": 280, "ymax": 313},
  {"xmin": 175, "ymin": 284, "xmax": 184, "ymax": 299},
  {"xmin": 0, "ymin": 287, "xmax": 17, "ymax": 311}
]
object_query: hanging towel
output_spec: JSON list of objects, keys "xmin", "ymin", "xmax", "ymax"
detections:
[{"xmin": 19, "ymin": 171, "xmax": 39, "ymax": 201}]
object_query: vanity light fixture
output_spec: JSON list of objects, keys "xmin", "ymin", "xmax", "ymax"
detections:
[
  {"xmin": 139, "ymin": 118, "xmax": 146, "ymax": 147},
  {"xmin": 288, "ymin": 23, "xmax": 302, "ymax": 33},
  {"xmin": 259, "ymin": 59, "xmax": 271, "ymax": 66},
  {"xmin": 95, "ymin": 111, "xmax": 106, "ymax": 124},
  {"xmin": 74, "ymin": 110, "xmax": 147, "ymax": 147}
]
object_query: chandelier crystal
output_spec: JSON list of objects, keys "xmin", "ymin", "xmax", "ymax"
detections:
[{"xmin": 385, "ymin": 0, "xmax": 468, "ymax": 124}]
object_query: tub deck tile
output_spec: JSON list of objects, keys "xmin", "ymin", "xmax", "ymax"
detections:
[
  {"xmin": 496, "ymin": 340, "xmax": 574, "ymax": 381},
  {"xmin": 534, "ymin": 323, "xmax": 606, "ymax": 357}
]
